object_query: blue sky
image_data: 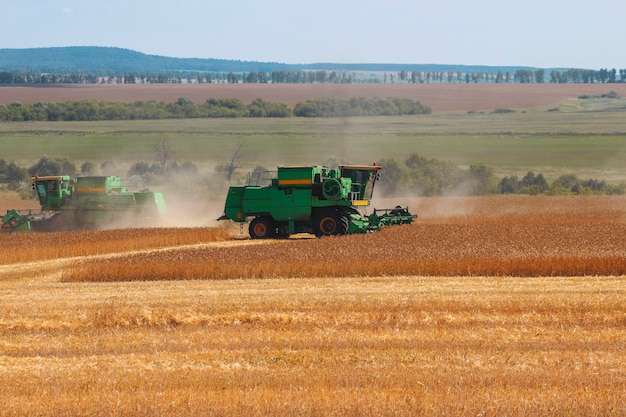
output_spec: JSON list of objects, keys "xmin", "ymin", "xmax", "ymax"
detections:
[{"xmin": 2, "ymin": 0, "xmax": 624, "ymax": 69}]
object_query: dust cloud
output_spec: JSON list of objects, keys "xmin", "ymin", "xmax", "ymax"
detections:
[
  {"xmin": 140, "ymin": 165, "xmax": 229, "ymax": 229},
  {"xmin": 74, "ymin": 161, "xmax": 230, "ymax": 231}
]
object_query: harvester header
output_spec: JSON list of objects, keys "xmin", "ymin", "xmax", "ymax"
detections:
[{"xmin": 217, "ymin": 163, "xmax": 417, "ymax": 239}]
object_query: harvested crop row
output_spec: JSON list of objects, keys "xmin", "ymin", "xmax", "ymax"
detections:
[{"xmin": 0, "ymin": 226, "xmax": 232, "ymax": 264}]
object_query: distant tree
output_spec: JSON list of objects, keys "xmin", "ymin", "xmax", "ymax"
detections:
[
  {"xmin": 403, "ymin": 154, "xmax": 464, "ymax": 196},
  {"xmin": 499, "ymin": 175, "xmax": 520, "ymax": 194},
  {"xmin": 376, "ymin": 158, "xmax": 405, "ymax": 196},
  {"xmin": 514, "ymin": 69, "xmax": 534, "ymax": 83},
  {"xmin": 467, "ymin": 164, "xmax": 497, "ymax": 195},
  {"xmin": 80, "ymin": 161, "xmax": 97, "ymax": 176},
  {"xmin": 521, "ymin": 171, "xmax": 546, "ymax": 192},
  {"xmin": 100, "ymin": 160, "xmax": 118, "ymax": 175},
  {"xmin": 0, "ymin": 159, "xmax": 30, "ymax": 189},
  {"xmin": 224, "ymin": 142, "xmax": 244, "ymax": 181},
  {"xmin": 155, "ymin": 138, "xmax": 175, "ymax": 166},
  {"xmin": 202, "ymin": 98, "xmax": 248, "ymax": 117},
  {"xmin": 128, "ymin": 161, "xmax": 152, "ymax": 177},
  {"xmin": 166, "ymin": 97, "xmax": 198, "ymax": 118},
  {"xmin": 28, "ymin": 156, "xmax": 76, "ymax": 177},
  {"xmin": 176, "ymin": 161, "xmax": 199, "ymax": 176},
  {"xmin": 546, "ymin": 174, "xmax": 580, "ymax": 194},
  {"xmin": 227, "ymin": 72, "xmax": 239, "ymax": 83},
  {"xmin": 29, "ymin": 156, "xmax": 59, "ymax": 176},
  {"xmin": 247, "ymin": 98, "xmax": 292, "ymax": 117},
  {"xmin": 535, "ymin": 68, "xmax": 545, "ymax": 83}
]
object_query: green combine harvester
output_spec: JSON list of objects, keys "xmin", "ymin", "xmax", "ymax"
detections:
[
  {"xmin": 1, "ymin": 175, "xmax": 167, "ymax": 232},
  {"xmin": 217, "ymin": 164, "xmax": 417, "ymax": 238}
]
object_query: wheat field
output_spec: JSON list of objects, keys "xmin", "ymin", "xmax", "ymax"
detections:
[
  {"xmin": 1, "ymin": 196, "xmax": 625, "ymax": 416},
  {"xmin": 2, "ymin": 276, "xmax": 625, "ymax": 416}
]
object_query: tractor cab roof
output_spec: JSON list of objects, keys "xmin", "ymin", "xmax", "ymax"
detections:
[{"xmin": 339, "ymin": 164, "xmax": 382, "ymax": 171}]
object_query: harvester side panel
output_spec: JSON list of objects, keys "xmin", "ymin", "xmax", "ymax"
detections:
[
  {"xmin": 267, "ymin": 188, "xmax": 312, "ymax": 222},
  {"xmin": 241, "ymin": 187, "xmax": 271, "ymax": 215},
  {"xmin": 223, "ymin": 186, "xmax": 247, "ymax": 222}
]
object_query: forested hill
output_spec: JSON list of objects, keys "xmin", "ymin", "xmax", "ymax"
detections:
[
  {"xmin": 0, "ymin": 46, "xmax": 298, "ymax": 73},
  {"xmin": 0, "ymin": 46, "xmax": 542, "ymax": 75}
]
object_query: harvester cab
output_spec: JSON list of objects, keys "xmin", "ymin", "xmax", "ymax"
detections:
[
  {"xmin": 338, "ymin": 164, "xmax": 381, "ymax": 203},
  {"xmin": 217, "ymin": 163, "xmax": 417, "ymax": 239},
  {"xmin": 32, "ymin": 175, "xmax": 73, "ymax": 211}
]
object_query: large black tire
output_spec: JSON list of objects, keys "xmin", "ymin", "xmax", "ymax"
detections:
[
  {"xmin": 312, "ymin": 208, "xmax": 349, "ymax": 237},
  {"xmin": 339, "ymin": 214, "xmax": 350, "ymax": 234},
  {"xmin": 249, "ymin": 216, "xmax": 275, "ymax": 239}
]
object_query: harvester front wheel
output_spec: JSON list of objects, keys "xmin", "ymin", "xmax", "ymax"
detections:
[{"xmin": 249, "ymin": 216, "xmax": 275, "ymax": 239}]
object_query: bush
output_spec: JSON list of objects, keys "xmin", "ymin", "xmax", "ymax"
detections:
[
  {"xmin": 377, "ymin": 154, "xmax": 479, "ymax": 197},
  {"xmin": 81, "ymin": 161, "xmax": 97, "ymax": 176},
  {"xmin": 248, "ymin": 98, "xmax": 292, "ymax": 117},
  {"xmin": 0, "ymin": 159, "xmax": 30, "ymax": 190},
  {"xmin": 0, "ymin": 96, "xmax": 432, "ymax": 121},
  {"xmin": 28, "ymin": 156, "xmax": 76, "ymax": 177},
  {"xmin": 293, "ymin": 97, "xmax": 431, "ymax": 117},
  {"xmin": 492, "ymin": 108, "xmax": 516, "ymax": 114},
  {"xmin": 127, "ymin": 160, "xmax": 200, "ymax": 185},
  {"xmin": 601, "ymin": 91, "xmax": 620, "ymax": 98}
]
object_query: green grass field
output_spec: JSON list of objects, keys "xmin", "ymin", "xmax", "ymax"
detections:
[{"xmin": 1, "ymin": 98, "xmax": 625, "ymax": 181}]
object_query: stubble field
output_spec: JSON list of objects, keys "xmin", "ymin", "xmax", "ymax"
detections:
[{"xmin": 1, "ymin": 195, "xmax": 625, "ymax": 416}]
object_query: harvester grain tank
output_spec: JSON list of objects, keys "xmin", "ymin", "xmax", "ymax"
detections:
[
  {"xmin": 1, "ymin": 175, "xmax": 167, "ymax": 232},
  {"xmin": 217, "ymin": 164, "xmax": 417, "ymax": 238}
]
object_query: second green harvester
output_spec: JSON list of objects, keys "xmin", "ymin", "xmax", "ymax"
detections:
[
  {"xmin": 217, "ymin": 163, "xmax": 417, "ymax": 238},
  {"xmin": 2, "ymin": 175, "xmax": 167, "ymax": 232}
]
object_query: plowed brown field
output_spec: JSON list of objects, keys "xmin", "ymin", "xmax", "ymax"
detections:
[{"xmin": 4, "ymin": 83, "xmax": 626, "ymax": 112}]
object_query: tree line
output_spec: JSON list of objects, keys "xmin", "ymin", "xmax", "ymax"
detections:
[
  {"xmin": 2, "ymin": 67, "xmax": 626, "ymax": 86},
  {"xmin": 375, "ymin": 154, "xmax": 625, "ymax": 197},
  {"xmin": 0, "ymin": 156, "xmax": 203, "ymax": 199},
  {"xmin": 0, "ymin": 97, "xmax": 431, "ymax": 121},
  {"xmin": 3, "ymin": 154, "xmax": 624, "ymax": 200}
]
